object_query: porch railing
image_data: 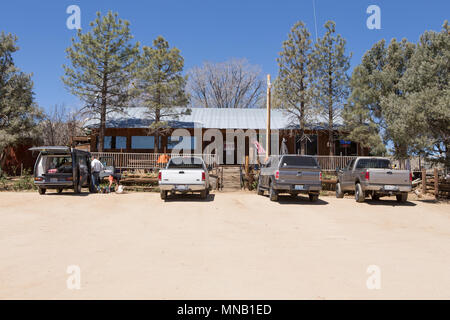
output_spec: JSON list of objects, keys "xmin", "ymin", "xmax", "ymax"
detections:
[
  {"xmin": 91, "ymin": 152, "xmax": 219, "ymax": 170},
  {"xmin": 314, "ymin": 156, "xmax": 357, "ymax": 171}
]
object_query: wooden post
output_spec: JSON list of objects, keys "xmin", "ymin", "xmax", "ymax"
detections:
[
  {"xmin": 434, "ymin": 168, "xmax": 439, "ymax": 199},
  {"xmin": 266, "ymin": 74, "xmax": 271, "ymax": 159},
  {"xmin": 244, "ymin": 155, "xmax": 249, "ymax": 190},
  {"xmin": 422, "ymin": 168, "xmax": 427, "ymax": 195}
]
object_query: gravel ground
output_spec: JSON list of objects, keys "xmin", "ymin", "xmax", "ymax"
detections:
[{"xmin": 0, "ymin": 191, "xmax": 449, "ymax": 299}]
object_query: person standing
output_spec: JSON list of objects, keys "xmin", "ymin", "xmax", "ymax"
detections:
[{"xmin": 91, "ymin": 156, "xmax": 104, "ymax": 191}]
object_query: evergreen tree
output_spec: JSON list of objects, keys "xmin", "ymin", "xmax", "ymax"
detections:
[
  {"xmin": 275, "ymin": 21, "xmax": 314, "ymax": 155},
  {"xmin": 399, "ymin": 21, "xmax": 450, "ymax": 170},
  {"xmin": 133, "ymin": 36, "xmax": 189, "ymax": 153},
  {"xmin": 62, "ymin": 11, "xmax": 140, "ymax": 152},
  {"xmin": 311, "ymin": 21, "xmax": 351, "ymax": 155},
  {"xmin": 0, "ymin": 32, "xmax": 41, "ymax": 170},
  {"xmin": 344, "ymin": 38, "xmax": 415, "ymax": 159}
]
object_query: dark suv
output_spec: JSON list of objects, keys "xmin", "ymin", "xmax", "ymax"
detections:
[
  {"xmin": 257, "ymin": 155, "xmax": 322, "ymax": 202},
  {"xmin": 30, "ymin": 146, "xmax": 95, "ymax": 195}
]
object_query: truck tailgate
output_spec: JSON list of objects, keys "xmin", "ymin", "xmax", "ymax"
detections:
[
  {"xmin": 368, "ymin": 169, "xmax": 410, "ymax": 185},
  {"xmin": 279, "ymin": 168, "xmax": 321, "ymax": 185},
  {"xmin": 160, "ymin": 169, "xmax": 204, "ymax": 185}
]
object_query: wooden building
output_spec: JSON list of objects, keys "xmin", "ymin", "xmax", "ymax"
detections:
[{"xmin": 85, "ymin": 108, "xmax": 369, "ymax": 164}]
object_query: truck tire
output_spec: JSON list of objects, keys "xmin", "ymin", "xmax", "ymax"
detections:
[
  {"xmin": 335, "ymin": 182, "xmax": 344, "ymax": 198},
  {"xmin": 160, "ymin": 190, "xmax": 167, "ymax": 200},
  {"xmin": 257, "ymin": 177, "xmax": 264, "ymax": 196},
  {"xmin": 355, "ymin": 183, "xmax": 365, "ymax": 203},
  {"xmin": 309, "ymin": 193, "xmax": 319, "ymax": 202},
  {"xmin": 38, "ymin": 188, "xmax": 46, "ymax": 195},
  {"xmin": 396, "ymin": 192, "xmax": 408, "ymax": 203},
  {"xmin": 372, "ymin": 194, "xmax": 380, "ymax": 201},
  {"xmin": 57, "ymin": 188, "xmax": 63, "ymax": 194},
  {"xmin": 269, "ymin": 183, "xmax": 278, "ymax": 202}
]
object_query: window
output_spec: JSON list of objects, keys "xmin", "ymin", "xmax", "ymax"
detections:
[
  {"xmin": 295, "ymin": 134, "xmax": 318, "ymax": 155},
  {"xmin": 116, "ymin": 136, "xmax": 127, "ymax": 149},
  {"xmin": 347, "ymin": 159, "xmax": 355, "ymax": 170},
  {"xmin": 131, "ymin": 136, "xmax": 157, "ymax": 149},
  {"xmin": 355, "ymin": 158, "xmax": 391, "ymax": 169},
  {"xmin": 306, "ymin": 134, "xmax": 318, "ymax": 155},
  {"xmin": 168, "ymin": 136, "xmax": 197, "ymax": 150},
  {"xmin": 167, "ymin": 157, "xmax": 204, "ymax": 169},
  {"xmin": 280, "ymin": 156, "xmax": 319, "ymax": 168},
  {"xmin": 104, "ymin": 136, "xmax": 112, "ymax": 149}
]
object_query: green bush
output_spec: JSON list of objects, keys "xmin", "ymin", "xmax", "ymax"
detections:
[{"xmin": 12, "ymin": 170, "xmax": 37, "ymax": 191}]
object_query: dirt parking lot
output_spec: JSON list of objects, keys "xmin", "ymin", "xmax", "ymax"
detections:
[{"xmin": 0, "ymin": 191, "xmax": 449, "ymax": 299}]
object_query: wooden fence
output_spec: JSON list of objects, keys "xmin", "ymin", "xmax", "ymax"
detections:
[{"xmin": 91, "ymin": 152, "xmax": 218, "ymax": 170}]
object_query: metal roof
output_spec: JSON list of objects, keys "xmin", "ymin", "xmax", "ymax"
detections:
[{"xmin": 84, "ymin": 107, "xmax": 342, "ymax": 130}]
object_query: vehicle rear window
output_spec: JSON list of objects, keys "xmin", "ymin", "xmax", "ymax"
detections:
[
  {"xmin": 40, "ymin": 155, "xmax": 73, "ymax": 174},
  {"xmin": 168, "ymin": 157, "xmax": 204, "ymax": 169},
  {"xmin": 355, "ymin": 158, "xmax": 391, "ymax": 169},
  {"xmin": 280, "ymin": 156, "xmax": 319, "ymax": 168}
]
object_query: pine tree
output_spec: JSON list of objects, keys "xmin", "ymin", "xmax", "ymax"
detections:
[
  {"xmin": 400, "ymin": 21, "xmax": 450, "ymax": 170},
  {"xmin": 0, "ymin": 32, "xmax": 42, "ymax": 171},
  {"xmin": 275, "ymin": 21, "xmax": 314, "ymax": 155},
  {"xmin": 311, "ymin": 21, "xmax": 351, "ymax": 155},
  {"xmin": 62, "ymin": 11, "xmax": 140, "ymax": 152},
  {"xmin": 344, "ymin": 38, "xmax": 415, "ymax": 160},
  {"xmin": 133, "ymin": 36, "xmax": 189, "ymax": 153}
]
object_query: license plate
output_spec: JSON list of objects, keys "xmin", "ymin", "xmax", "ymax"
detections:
[
  {"xmin": 50, "ymin": 178, "xmax": 58, "ymax": 183},
  {"xmin": 384, "ymin": 185, "xmax": 398, "ymax": 191},
  {"xmin": 294, "ymin": 185, "xmax": 305, "ymax": 190},
  {"xmin": 175, "ymin": 185, "xmax": 188, "ymax": 191}
]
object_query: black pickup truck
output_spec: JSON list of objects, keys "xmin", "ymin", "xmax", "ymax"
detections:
[{"xmin": 257, "ymin": 155, "xmax": 322, "ymax": 202}]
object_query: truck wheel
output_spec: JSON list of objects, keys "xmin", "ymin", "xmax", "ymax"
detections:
[
  {"xmin": 335, "ymin": 182, "xmax": 344, "ymax": 198},
  {"xmin": 309, "ymin": 193, "xmax": 319, "ymax": 202},
  {"xmin": 160, "ymin": 190, "xmax": 167, "ymax": 200},
  {"xmin": 38, "ymin": 188, "xmax": 46, "ymax": 195},
  {"xmin": 396, "ymin": 192, "xmax": 408, "ymax": 203},
  {"xmin": 200, "ymin": 190, "xmax": 208, "ymax": 199},
  {"xmin": 372, "ymin": 194, "xmax": 380, "ymax": 201},
  {"xmin": 257, "ymin": 177, "xmax": 264, "ymax": 196},
  {"xmin": 269, "ymin": 183, "xmax": 278, "ymax": 202},
  {"xmin": 355, "ymin": 183, "xmax": 365, "ymax": 203},
  {"xmin": 57, "ymin": 188, "xmax": 63, "ymax": 194}
]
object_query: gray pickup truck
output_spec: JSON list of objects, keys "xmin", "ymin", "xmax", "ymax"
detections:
[
  {"xmin": 336, "ymin": 157, "xmax": 412, "ymax": 203},
  {"xmin": 257, "ymin": 155, "xmax": 322, "ymax": 202}
]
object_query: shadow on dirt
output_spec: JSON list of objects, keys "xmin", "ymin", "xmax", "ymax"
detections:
[{"xmin": 163, "ymin": 193, "xmax": 215, "ymax": 202}]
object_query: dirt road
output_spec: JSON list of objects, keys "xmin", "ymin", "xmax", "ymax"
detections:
[{"xmin": 0, "ymin": 191, "xmax": 449, "ymax": 299}]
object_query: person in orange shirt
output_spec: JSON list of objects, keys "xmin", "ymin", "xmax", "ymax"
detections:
[{"xmin": 157, "ymin": 153, "xmax": 170, "ymax": 167}]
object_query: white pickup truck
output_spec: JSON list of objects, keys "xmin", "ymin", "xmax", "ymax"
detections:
[{"xmin": 158, "ymin": 156, "xmax": 210, "ymax": 200}]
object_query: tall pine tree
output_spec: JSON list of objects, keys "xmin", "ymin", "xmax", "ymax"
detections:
[
  {"xmin": 62, "ymin": 11, "xmax": 140, "ymax": 152},
  {"xmin": 311, "ymin": 21, "xmax": 351, "ymax": 156},
  {"xmin": 133, "ymin": 36, "xmax": 189, "ymax": 153},
  {"xmin": 275, "ymin": 21, "xmax": 314, "ymax": 155}
]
